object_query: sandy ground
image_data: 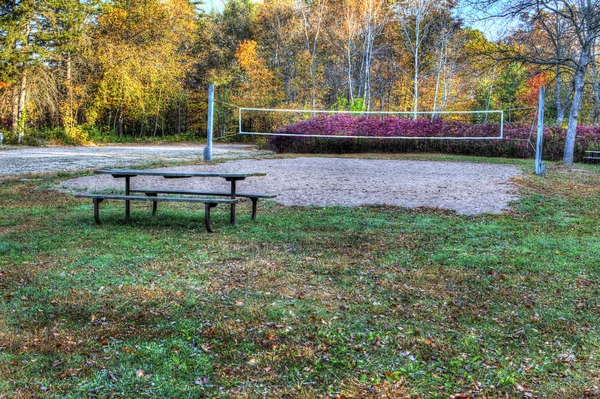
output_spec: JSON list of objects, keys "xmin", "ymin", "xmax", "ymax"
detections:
[
  {"xmin": 0, "ymin": 144, "xmax": 265, "ymax": 176},
  {"xmin": 59, "ymin": 157, "xmax": 522, "ymax": 215}
]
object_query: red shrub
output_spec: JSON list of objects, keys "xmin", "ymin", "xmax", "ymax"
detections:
[{"xmin": 267, "ymin": 115, "xmax": 600, "ymax": 161}]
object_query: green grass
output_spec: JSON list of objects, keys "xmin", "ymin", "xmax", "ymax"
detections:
[{"xmin": 1, "ymin": 158, "xmax": 599, "ymax": 398}]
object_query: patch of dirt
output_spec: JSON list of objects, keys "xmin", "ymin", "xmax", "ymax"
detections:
[{"xmin": 59, "ymin": 157, "xmax": 522, "ymax": 215}]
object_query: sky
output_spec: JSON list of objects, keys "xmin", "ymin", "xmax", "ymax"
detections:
[
  {"xmin": 200, "ymin": 0, "xmax": 510, "ymax": 41},
  {"xmin": 201, "ymin": 0, "xmax": 228, "ymax": 12}
]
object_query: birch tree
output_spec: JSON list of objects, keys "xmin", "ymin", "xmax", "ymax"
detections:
[
  {"xmin": 358, "ymin": 0, "xmax": 389, "ymax": 110},
  {"xmin": 432, "ymin": 14, "xmax": 459, "ymax": 116},
  {"xmin": 297, "ymin": 0, "xmax": 326, "ymax": 109},
  {"xmin": 396, "ymin": 0, "xmax": 440, "ymax": 118}
]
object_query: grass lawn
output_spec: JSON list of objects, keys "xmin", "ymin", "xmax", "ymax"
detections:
[{"xmin": 0, "ymin": 155, "xmax": 599, "ymax": 398}]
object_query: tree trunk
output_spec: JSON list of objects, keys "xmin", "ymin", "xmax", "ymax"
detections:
[
  {"xmin": 432, "ymin": 40, "xmax": 446, "ymax": 118},
  {"xmin": 363, "ymin": 0, "xmax": 374, "ymax": 111},
  {"xmin": 591, "ymin": 48, "xmax": 600, "ymax": 124},
  {"xmin": 118, "ymin": 110, "xmax": 124, "ymax": 137},
  {"xmin": 65, "ymin": 53, "xmax": 73, "ymax": 132},
  {"xmin": 593, "ymin": 81, "xmax": 600, "ymax": 125},
  {"xmin": 177, "ymin": 101, "xmax": 181, "ymax": 135},
  {"xmin": 413, "ymin": 28, "xmax": 420, "ymax": 119},
  {"xmin": 17, "ymin": 72, "xmax": 28, "ymax": 144},
  {"xmin": 185, "ymin": 106, "xmax": 189, "ymax": 133},
  {"xmin": 11, "ymin": 86, "xmax": 19, "ymax": 134},
  {"xmin": 441, "ymin": 64, "xmax": 454, "ymax": 113},
  {"xmin": 563, "ymin": 51, "xmax": 589, "ymax": 165},
  {"xmin": 153, "ymin": 109, "xmax": 159, "ymax": 137},
  {"xmin": 347, "ymin": 37, "xmax": 354, "ymax": 104},
  {"xmin": 484, "ymin": 79, "xmax": 494, "ymax": 123},
  {"xmin": 556, "ymin": 65, "xmax": 565, "ymax": 124}
]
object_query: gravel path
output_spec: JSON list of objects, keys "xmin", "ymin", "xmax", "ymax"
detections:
[
  {"xmin": 59, "ymin": 157, "xmax": 522, "ymax": 215},
  {"xmin": 0, "ymin": 144, "xmax": 265, "ymax": 176}
]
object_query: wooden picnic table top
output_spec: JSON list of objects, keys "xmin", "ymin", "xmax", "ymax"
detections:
[{"xmin": 95, "ymin": 169, "xmax": 266, "ymax": 179}]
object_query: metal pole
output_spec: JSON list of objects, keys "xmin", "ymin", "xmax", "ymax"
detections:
[
  {"xmin": 204, "ymin": 83, "xmax": 214, "ymax": 163},
  {"xmin": 536, "ymin": 87, "xmax": 546, "ymax": 176},
  {"xmin": 500, "ymin": 110, "xmax": 504, "ymax": 139}
]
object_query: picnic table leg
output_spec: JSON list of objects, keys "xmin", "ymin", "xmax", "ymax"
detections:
[
  {"xmin": 93, "ymin": 198, "xmax": 103, "ymax": 225},
  {"xmin": 230, "ymin": 179, "xmax": 237, "ymax": 226},
  {"xmin": 125, "ymin": 176, "xmax": 131, "ymax": 219},
  {"xmin": 146, "ymin": 193, "xmax": 158, "ymax": 216},
  {"xmin": 204, "ymin": 203, "xmax": 217, "ymax": 233},
  {"xmin": 251, "ymin": 198, "xmax": 258, "ymax": 222}
]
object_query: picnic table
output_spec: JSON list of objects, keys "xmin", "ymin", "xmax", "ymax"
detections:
[
  {"xmin": 584, "ymin": 150, "xmax": 600, "ymax": 163},
  {"xmin": 75, "ymin": 168, "xmax": 276, "ymax": 232}
]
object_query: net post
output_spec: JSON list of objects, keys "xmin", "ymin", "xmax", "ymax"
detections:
[
  {"xmin": 500, "ymin": 110, "xmax": 504, "ymax": 139},
  {"xmin": 204, "ymin": 83, "xmax": 214, "ymax": 163},
  {"xmin": 535, "ymin": 87, "xmax": 546, "ymax": 176}
]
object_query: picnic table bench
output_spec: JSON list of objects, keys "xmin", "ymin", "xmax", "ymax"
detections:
[
  {"xmin": 75, "ymin": 194, "xmax": 238, "ymax": 232},
  {"xmin": 129, "ymin": 189, "xmax": 277, "ymax": 221},
  {"xmin": 584, "ymin": 150, "xmax": 600, "ymax": 163},
  {"xmin": 75, "ymin": 169, "xmax": 275, "ymax": 232}
]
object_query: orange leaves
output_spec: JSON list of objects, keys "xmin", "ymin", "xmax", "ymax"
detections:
[{"xmin": 523, "ymin": 71, "xmax": 551, "ymax": 106}]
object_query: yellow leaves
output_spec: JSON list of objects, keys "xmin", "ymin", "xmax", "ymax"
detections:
[
  {"xmin": 98, "ymin": 6, "xmax": 129, "ymax": 34},
  {"xmin": 235, "ymin": 40, "xmax": 260, "ymax": 72},
  {"xmin": 93, "ymin": 0, "xmax": 196, "ymax": 119},
  {"xmin": 234, "ymin": 40, "xmax": 284, "ymax": 107}
]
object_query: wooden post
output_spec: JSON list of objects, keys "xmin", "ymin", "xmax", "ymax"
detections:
[
  {"xmin": 204, "ymin": 83, "xmax": 214, "ymax": 163},
  {"xmin": 536, "ymin": 87, "xmax": 546, "ymax": 176}
]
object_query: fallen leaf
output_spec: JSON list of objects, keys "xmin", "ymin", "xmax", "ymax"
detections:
[{"xmin": 194, "ymin": 377, "xmax": 209, "ymax": 385}]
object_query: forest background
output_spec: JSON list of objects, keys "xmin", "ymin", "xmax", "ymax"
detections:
[{"xmin": 1, "ymin": 0, "xmax": 600, "ymax": 164}]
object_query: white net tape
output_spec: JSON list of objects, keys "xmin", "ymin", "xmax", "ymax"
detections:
[{"xmin": 238, "ymin": 108, "xmax": 504, "ymax": 140}]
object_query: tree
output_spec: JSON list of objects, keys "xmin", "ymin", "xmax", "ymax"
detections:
[
  {"xmin": 469, "ymin": 0, "xmax": 600, "ymax": 164},
  {"xmin": 234, "ymin": 39, "xmax": 283, "ymax": 107},
  {"xmin": 0, "ymin": 0, "xmax": 38, "ymax": 142},
  {"xmin": 297, "ymin": 0, "xmax": 327, "ymax": 109},
  {"xmin": 38, "ymin": 0, "xmax": 97, "ymax": 139},
  {"xmin": 395, "ymin": 0, "xmax": 443, "ymax": 118},
  {"xmin": 90, "ymin": 0, "xmax": 197, "ymax": 137}
]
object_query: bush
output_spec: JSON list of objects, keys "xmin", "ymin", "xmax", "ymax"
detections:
[
  {"xmin": 26, "ymin": 128, "xmax": 80, "ymax": 145},
  {"xmin": 267, "ymin": 115, "xmax": 600, "ymax": 161},
  {"xmin": 0, "ymin": 127, "xmax": 85, "ymax": 145},
  {"xmin": 3, "ymin": 125, "xmax": 205, "ymax": 146}
]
